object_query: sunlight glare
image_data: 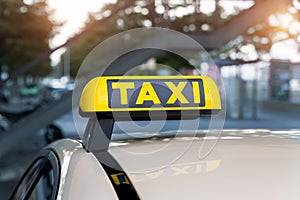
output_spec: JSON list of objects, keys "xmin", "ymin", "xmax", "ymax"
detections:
[
  {"xmin": 278, "ymin": 13, "xmax": 293, "ymax": 28},
  {"xmin": 270, "ymin": 39, "xmax": 300, "ymax": 62},
  {"xmin": 48, "ymin": 0, "xmax": 115, "ymax": 47},
  {"xmin": 48, "ymin": 0, "xmax": 116, "ymax": 65}
]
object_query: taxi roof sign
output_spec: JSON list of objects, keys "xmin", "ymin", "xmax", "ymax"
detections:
[{"xmin": 80, "ymin": 76, "xmax": 221, "ymax": 119}]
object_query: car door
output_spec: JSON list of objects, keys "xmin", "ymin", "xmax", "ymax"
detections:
[{"xmin": 10, "ymin": 150, "xmax": 60, "ymax": 200}]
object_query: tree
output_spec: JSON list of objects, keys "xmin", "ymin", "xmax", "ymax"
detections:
[
  {"xmin": 0, "ymin": 0, "xmax": 56, "ymax": 77},
  {"xmin": 68, "ymin": 0, "xmax": 206, "ymax": 75},
  {"xmin": 213, "ymin": 5, "xmax": 300, "ymax": 61},
  {"xmin": 69, "ymin": 0, "xmax": 298, "ymax": 75}
]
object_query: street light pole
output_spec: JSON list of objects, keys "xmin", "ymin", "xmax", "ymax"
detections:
[{"xmin": 64, "ymin": 47, "xmax": 70, "ymax": 79}]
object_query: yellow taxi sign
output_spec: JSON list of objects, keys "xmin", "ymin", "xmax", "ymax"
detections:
[{"xmin": 80, "ymin": 76, "xmax": 221, "ymax": 118}]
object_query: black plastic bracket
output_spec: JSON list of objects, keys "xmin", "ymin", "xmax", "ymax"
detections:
[{"xmin": 82, "ymin": 117, "xmax": 114, "ymax": 152}]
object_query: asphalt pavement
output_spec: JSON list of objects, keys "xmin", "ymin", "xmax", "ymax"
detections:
[
  {"xmin": 223, "ymin": 101, "xmax": 300, "ymax": 129},
  {"xmin": 0, "ymin": 133, "xmax": 46, "ymax": 200}
]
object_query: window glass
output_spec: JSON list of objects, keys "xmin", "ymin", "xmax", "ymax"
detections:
[
  {"xmin": 10, "ymin": 155, "xmax": 59, "ymax": 200},
  {"xmin": 29, "ymin": 161, "xmax": 54, "ymax": 200}
]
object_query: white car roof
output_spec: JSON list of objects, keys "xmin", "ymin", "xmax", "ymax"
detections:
[
  {"xmin": 109, "ymin": 130, "xmax": 300, "ymax": 200},
  {"xmin": 50, "ymin": 130, "xmax": 300, "ymax": 200}
]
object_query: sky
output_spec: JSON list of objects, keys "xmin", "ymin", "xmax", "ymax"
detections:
[
  {"xmin": 47, "ymin": 0, "xmax": 116, "ymax": 66},
  {"xmin": 48, "ymin": 0, "xmax": 116, "ymax": 48}
]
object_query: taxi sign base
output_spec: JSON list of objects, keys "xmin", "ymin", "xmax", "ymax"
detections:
[
  {"xmin": 92, "ymin": 110, "xmax": 219, "ymax": 120},
  {"xmin": 83, "ymin": 118, "xmax": 114, "ymax": 152}
]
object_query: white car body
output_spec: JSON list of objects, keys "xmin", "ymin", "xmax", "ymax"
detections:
[{"xmin": 11, "ymin": 130, "xmax": 300, "ymax": 200}]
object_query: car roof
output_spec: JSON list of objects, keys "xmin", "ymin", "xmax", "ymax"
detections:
[
  {"xmin": 48, "ymin": 130, "xmax": 300, "ymax": 200},
  {"xmin": 109, "ymin": 130, "xmax": 300, "ymax": 200}
]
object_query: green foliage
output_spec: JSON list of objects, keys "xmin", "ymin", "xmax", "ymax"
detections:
[
  {"xmin": 68, "ymin": 0, "xmax": 219, "ymax": 75},
  {"xmin": 0, "ymin": 0, "xmax": 56, "ymax": 77},
  {"xmin": 156, "ymin": 52, "xmax": 193, "ymax": 71},
  {"xmin": 69, "ymin": 0, "xmax": 300, "ymax": 75}
]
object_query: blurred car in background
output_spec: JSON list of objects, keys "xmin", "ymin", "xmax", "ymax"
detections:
[
  {"xmin": 20, "ymin": 84, "xmax": 44, "ymax": 106},
  {"xmin": 43, "ymin": 111, "xmax": 87, "ymax": 144},
  {"xmin": 42, "ymin": 77, "xmax": 74, "ymax": 102}
]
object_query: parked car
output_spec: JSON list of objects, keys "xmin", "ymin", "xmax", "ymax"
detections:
[{"xmin": 9, "ymin": 76, "xmax": 300, "ymax": 200}]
